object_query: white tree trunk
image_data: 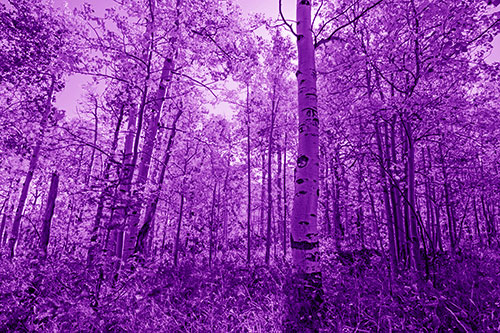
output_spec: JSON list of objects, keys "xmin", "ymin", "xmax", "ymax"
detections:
[{"xmin": 287, "ymin": 0, "xmax": 323, "ymax": 330}]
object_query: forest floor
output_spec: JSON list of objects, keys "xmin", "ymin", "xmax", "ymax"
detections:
[{"xmin": 1, "ymin": 244, "xmax": 499, "ymax": 332}]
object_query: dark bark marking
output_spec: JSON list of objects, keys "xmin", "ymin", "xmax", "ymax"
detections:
[
  {"xmin": 291, "ymin": 234, "xmax": 319, "ymax": 250},
  {"xmin": 297, "ymin": 178, "xmax": 305, "ymax": 184},
  {"xmin": 297, "ymin": 155, "xmax": 309, "ymax": 168}
]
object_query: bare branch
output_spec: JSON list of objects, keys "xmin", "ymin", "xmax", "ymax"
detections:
[
  {"xmin": 315, "ymin": 0, "xmax": 383, "ymax": 49},
  {"xmin": 172, "ymin": 71, "xmax": 218, "ymax": 99},
  {"xmin": 279, "ymin": 0, "xmax": 298, "ymax": 38}
]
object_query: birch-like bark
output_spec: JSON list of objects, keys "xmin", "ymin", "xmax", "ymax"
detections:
[
  {"xmin": 246, "ymin": 84, "xmax": 252, "ymax": 264},
  {"xmin": 135, "ymin": 108, "xmax": 182, "ymax": 256},
  {"xmin": 123, "ymin": 55, "xmax": 175, "ymax": 261},
  {"xmin": 265, "ymin": 95, "xmax": 276, "ymax": 265},
  {"xmin": 287, "ymin": 0, "xmax": 322, "ymax": 330},
  {"xmin": 40, "ymin": 172, "xmax": 59, "ymax": 260},
  {"xmin": 87, "ymin": 105, "xmax": 124, "ymax": 267},
  {"xmin": 109, "ymin": 103, "xmax": 137, "ymax": 267},
  {"xmin": 9, "ymin": 77, "xmax": 55, "ymax": 259}
]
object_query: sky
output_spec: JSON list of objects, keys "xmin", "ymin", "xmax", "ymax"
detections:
[{"xmin": 49, "ymin": 0, "xmax": 500, "ymax": 119}]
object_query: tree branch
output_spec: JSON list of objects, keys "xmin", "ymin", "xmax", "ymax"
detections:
[
  {"xmin": 315, "ymin": 0, "xmax": 383, "ymax": 49},
  {"xmin": 279, "ymin": 0, "xmax": 298, "ymax": 38}
]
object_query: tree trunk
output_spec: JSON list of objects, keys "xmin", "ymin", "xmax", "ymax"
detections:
[
  {"xmin": 173, "ymin": 193, "xmax": 185, "ymax": 267},
  {"xmin": 87, "ymin": 104, "xmax": 124, "ymax": 268},
  {"xmin": 0, "ymin": 182, "xmax": 13, "ymax": 252},
  {"xmin": 277, "ymin": 143, "xmax": 283, "ymax": 245},
  {"xmin": 406, "ymin": 120, "xmax": 422, "ymax": 272},
  {"xmin": 86, "ymin": 101, "xmax": 99, "ymax": 185},
  {"xmin": 209, "ymin": 182, "xmax": 217, "ymax": 269},
  {"xmin": 246, "ymin": 84, "xmax": 252, "ymax": 264},
  {"xmin": 322, "ymin": 155, "xmax": 332, "ymax": 235},
  {"xmin": 356, "ymin": 118, "xmax": 365, "ymax": 249},
  {"xmin": 9, "ymin": 77, "xmax": 55, "ymax": 259},
  {"xmin": 473, "ymin": 197, "xmax": 483, "ymax": 247},
  {"xmin": 287, "ymin": 0, "xmax": 322, "ymax": 330},
  {"xmin": 331, "ymin": 158, "xmax": 342, "ymax": 251},
  {"xmin": 283, "ymin": 132, "xmax": 288, "ymax": 258},
  {"xmin": 123, "ymin": 55, "xmax": 175, "ymax": 262},
  {"xmin": 391, "ymin": 115, "xmax": 405, "ymax": 261},
  {"xmin": 135, "ymin": 108, "xmax": 182, "ymax": 257},
  {"xmin": 375, "ymin": 121, "xmax": 397, "ymax": 275},
  {"xmin": 111, "ymin": 102, "xmax": 137, "ymax": 264},
  {"xmin": 40, "ymin": 172, "xmax": 59, "ymax": 260},
  {"xmin": 265, "ymin": 95, "xmax": 276, "ymax": 265},
  {"xmin": 260, "ymin": 153, "xmax": 266, "ymax": 238}
]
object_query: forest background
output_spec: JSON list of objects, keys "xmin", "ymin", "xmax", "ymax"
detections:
[{"xmin": 0, "ymin": 0, "xmax": 500, "ymax": 331}]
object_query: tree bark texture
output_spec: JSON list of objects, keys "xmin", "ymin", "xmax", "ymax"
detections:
[
  {"xmin": 123, "ymin": 55, "xmax": 175, "ymax": 262},
  {"xmin": 40, "ymin": 172, "xmax": 59, "ymax": 259},
  {"xmin": 287, "ymin": 0, "xmax": 323, "ymax": 330}
]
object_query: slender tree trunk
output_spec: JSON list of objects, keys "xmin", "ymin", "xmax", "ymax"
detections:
[
  {"xmin": 87, "ymin": 101, "xmax": 99, "ymax": 185},
  {"xmin": 9, "ymin": 77, "xmax": 55, "ymax": 259},
  {"xmin": 246, "ymin": 84, "xmax": 252, "ymax": 264},
  {"xmin": 277, "ymin": 143, "xmax": 283, "ymax": 243},
  {"xmin": 323, "ymin": 156, "xmax": 332, "ymax": 235},
  {"xmin": 331, "ymin": 158, "xmax": 342, "ymax": 251},
  {"xmin": 209, "ymin": 182, "xmax": 217, "ymax": 269},
  {"xmin": 385, "ymin": 121, "xmax": 399, "ymax": 261},
  {"xmin": 260, "ymin": 153, "xmax": 266, "ymax": 239},
  {"xmin": 123, "ymin": 56, "xmax": 175, "ymax": 262},
  {"xmin": 0, "ymin": 208, "xmax": 7, "ymax": 251},
  {"xmin": 87, "ymin": 105, "xmax": 124, "ymax": 267},
  {"xmin": 173, "ymin": 193, "xmax": 185, "ymax": 267},
  {"xmin": 473, "ymin": 197, "xmax": 483, "ymax": 247},
  {"xmin": 440, "ymin": 144, "xmax": 455, "ymax": 252},
  {"xmin": 135, "ymin": 108, "xmax": 182, "ymax": 256},
  {"xmin": 406, "ymin": 120, "xmax": 422, "ymax": 272},
  {"xmin": 480, "ymin": 195, "xmax": 493, "ymax": 246},
  {"xmin": 265, "ymin": 96, "xmax": 276, "ymax": 265},
  {"xmin": 287, "ymin": 0, "xmax": 322, "ymax": 330},
  {"xmin": 2, "ymin": 199, "xmax": 14, "ymax": 247},
  {"xmin": 283, "ymin": 132, "xmax": 288, "ymax": 258},
  {"xmin": 40, "ymin": 172, "xmax": 59, "ymax": 260},
  {"xmin": 0, "ymin": 182, "xmax": 13, "ymax": 251},
  {"xmin": 375, "ymin": 121, "xmax": 397, "ymax": 275},
  {"xmin": 356, "ymin": 118, "xmax": 365, "ymax": 249},
  {"xmin": 391, "ymin": 116, "xmax": 405, "ymax": 261},
  {"xmin": 109, "ymin": 102, "xmax": 137, "ymax": 278},
  {"xmin": 222, "ymin": 168, "xmax": 230, "ymax": 252}
]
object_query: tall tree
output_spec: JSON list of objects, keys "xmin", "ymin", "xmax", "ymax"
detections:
[{"xmin": 286, "ymin": 0, "xmax": 322, "ymax": 330}]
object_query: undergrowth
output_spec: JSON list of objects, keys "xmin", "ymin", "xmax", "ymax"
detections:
[{"xmin": 0, "ymin": 247, "xmax": 499, "ymax": 332}]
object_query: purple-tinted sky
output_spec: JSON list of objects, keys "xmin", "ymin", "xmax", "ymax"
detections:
[{"xmin": 52, "ymin": 0, "xmax": 500, "ymax": 118}]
